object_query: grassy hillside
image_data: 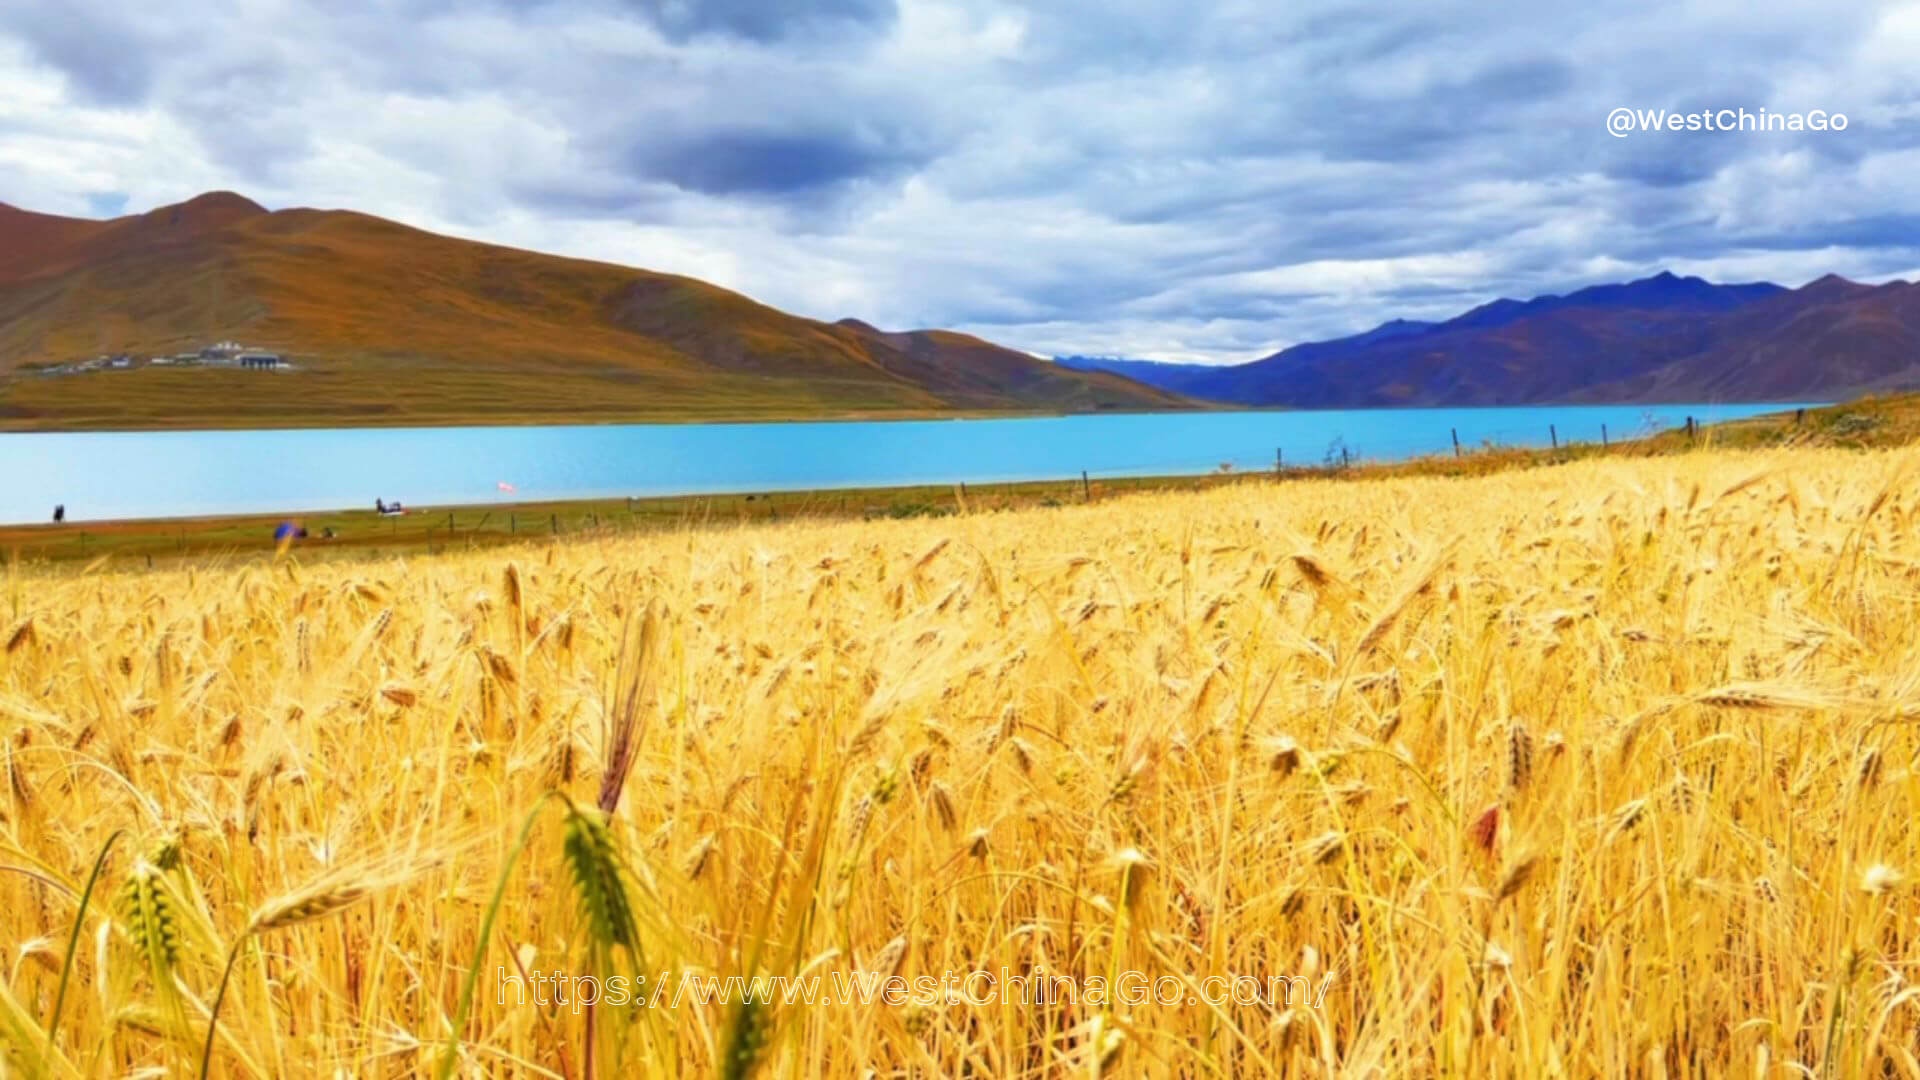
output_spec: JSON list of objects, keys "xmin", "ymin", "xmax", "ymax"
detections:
[
  {"xmin": 9, "ymin": 440, "xmax": 1920, "ymax": 1074},
  {"xmin": 0, "ymin": 193, "xmax": 1191, "ymax": 428}
]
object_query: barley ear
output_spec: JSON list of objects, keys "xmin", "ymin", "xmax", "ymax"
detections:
[
  {"xmin": 202, "ymin": 877, "xmax": 375, "ymax": 1080},
  {"xmin": 1507, "ymin": 722, "xmax": 1535, "ymax": 791},
  {"xmin": 2, "ymin": 614, "xmax": 33, "ymax": 654},
  {"xmin": 119, "ymin": 859, "xmax": 181, "ymax": 984},
  {"xmin": 1113, "ymin": 847, "xmax": 1155, "ymax": 917},
  {"xmin": 503, "ymin": 562, "xmax": 524, "ymax": 649},
  {"xmin": 720, "ymin": 997, "xmax": 774, "ymax": 1080},
  {"xmin": 563, "ymin": 806, "xmax": 639, "ymax": 951},
  {"xmin": 598, "ymin": 601, "xmax": 662, "ymax": 814},
  {"xmin": 926, "ymin": 781, "xmax": 959, "ymax": 832},
  {"xmin": 1496, "ymin": 852, "xmax": 1540, "ymax": 903},
  {"xmin": 1308, "ymin": 830, "xmax": 1347, "ymax": 866},
  {"xmin": 248, "ymin": 880, "xmax": 372, "ymax": 934}
]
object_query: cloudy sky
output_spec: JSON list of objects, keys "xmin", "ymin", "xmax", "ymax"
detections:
[{"xmin": 3, "ymin": 0, "xmax": 1918, "ymax": 363}]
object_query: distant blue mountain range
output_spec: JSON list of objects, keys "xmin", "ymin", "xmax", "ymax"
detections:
[
  {"xmin": 1052, "ymin": 355, "xmax": 1218, "ymax": 381},
  {"xmin": 1056, "ymin": 271, "xmax": 1920, "ymax": 405}
]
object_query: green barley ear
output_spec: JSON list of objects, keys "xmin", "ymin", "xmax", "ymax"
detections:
[
  {"xmin": 561, "ymin": 805, "xmax": 650, "ymax": 1080},
  {"xmin": 719, "ymin": 997, "xmax": 773, "ymax": 1080},
  {"xmin": 564, "ymin": 806, "xmax": 638, "ymax": 951},
  {"xmin": 118, "ymin": 857, "xmax": 193, "ymax": 1052},
  {"xmin": 148, "ymin": 828, "xmax": 184, "ymax": 873},
  {"xmin": 119, "ymin": 859, "xmax": 181, "ymax": 982}
]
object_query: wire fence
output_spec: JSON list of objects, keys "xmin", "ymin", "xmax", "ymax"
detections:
[{"xmin": 975, "ymin": 419, "xmax": 1665, "ymax": 484}]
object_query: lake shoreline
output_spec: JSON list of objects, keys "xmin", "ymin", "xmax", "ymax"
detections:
[
  {"xmin": 1, "ymin": 401, "xmax": 1821, "ymax": 528},
  {"xmin": 0, "ymin": 394, "xmax": 1849, "ymax": 434},
  {"xmin": 0, "ymin": 396, "xmax": 1862, "ymax": 565},
  {"xmin": 0, "ymin": 400, "xmax": 1217, "ymax": 434},
  {"xmin": 3, "ymin": 402, "xmax": 1825, "ymax": 525}
]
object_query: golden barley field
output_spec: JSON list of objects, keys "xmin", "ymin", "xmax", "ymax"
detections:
[{"xmin": 9, "ymin": 445, "xmax": 1920, "ymax": 1078}]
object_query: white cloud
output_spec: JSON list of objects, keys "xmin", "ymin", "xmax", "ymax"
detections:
[{"xmin": 2, "ymin": 0, "xmax": 1918, "ymax": 364}]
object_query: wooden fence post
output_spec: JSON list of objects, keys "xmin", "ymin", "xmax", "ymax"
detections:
[
  {"xmin": 1082, "ymin": 470, "xmax": 1090, "ymax": 500},
  {"xmin": 550, "ymin": 513, "xmax": 558, "ymax": 534},
  {"xmin": 1602, "ymin": 423, "xmax": 1609, "ymax": 449},
  {"xmin": 1550, "ymin": 424, "xmax": 1558, "ymax": 450},
  {"xmin": 1275, "ymin": 448, "xmax": 1283, "ymax": 474},
  {"xmin": 1451, "ymin": 428, "xmax": 1461, "ymax": 458}
]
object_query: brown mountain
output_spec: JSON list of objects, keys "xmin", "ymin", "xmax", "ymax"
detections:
[
  {"xmin": 1067, "ymin": 271, "xmax": 1920, "ymax": 407},
  {"xmin": 1573, "ymin": 276, "xmax": 1920, "ymax": 402},
  {"xmin": 0, "ymin": 192, "xmax": 1189, "ymax": 429},
  {"xmin": 1160, "ymin": 273, "xmax": 1800, "ymax": 407}
]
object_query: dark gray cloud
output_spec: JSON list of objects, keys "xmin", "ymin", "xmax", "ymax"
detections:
[
  {"xmin": 6, "ymin": 1, "xmax": 158, "ymax": 104},
  {"xmin": 1, "ymin": 0, "xmax": 1918, "ymax": 363},
  {"xmin": 625, "ymin": 0, "xmax": 898, "ymax": 41},
  {"xmin": 1743, "ymin": 214, "xmax": 1920, "ymax": 252},
  {"xmin": 639, "ymin": 129, "xmax": 931, "ymax": 195}
]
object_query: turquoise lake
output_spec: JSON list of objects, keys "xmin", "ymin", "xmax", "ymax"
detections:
[{"xmin": 0, "ymin": 402, "xmax": 1821, "ymax": 524}]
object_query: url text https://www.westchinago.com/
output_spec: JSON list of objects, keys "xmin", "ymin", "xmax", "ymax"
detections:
[
  {"xmin": 1606, "ymin": 106, "xmax": 1849, "ymax": 137},
  {"xmin": 498, "ymin": 967, "xmax": 1338, "ymax": 1015}
]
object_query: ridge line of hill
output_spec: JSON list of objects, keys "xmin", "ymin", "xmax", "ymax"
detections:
[
  {"xmin": 0, "ymin": 192, "xmax": 1193, "ymax": 430},
  {"xmin": 1058, "ymin": 270, "xmax": 1920, "ymax": 406}
]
